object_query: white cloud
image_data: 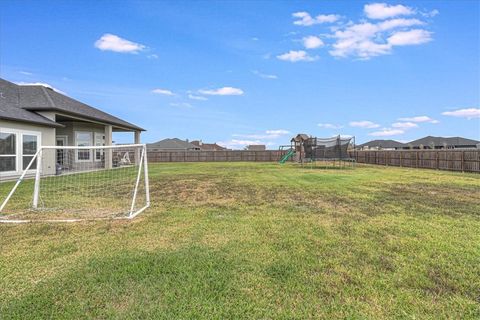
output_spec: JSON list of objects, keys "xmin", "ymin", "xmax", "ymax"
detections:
[
  {"xmin": 398, "ymin": 115, "xmax": 438, "ymax": 123},
  {"xmin": 19, "ymin": 71, "xmax": 33, "ymax": 75},
  {"xmin": 147, "ymin": 54, "xmax": 159, "ymax": 59},
  {"xmin": 198, "ymin": 87, "xmax": 244, "ymax": 96},
  {"xmin": 369, "ymin": 128, "xmax": 405, "ymax": 137},
  {"xmin": 364, "ymin": 3, "xmax": 415, "ymax": 20},
  {"xmin": 188, "ymin": 94, "xmax": 208, "ymax": 101},
  {"xmin": 16, "ymin": 82, "xmax": 66, "ymax": 95},
  {"xmin": 349, "ymin": 120, "xmax": 380, "ymax": 128},
  {"xmin": 170, "ymin": 102, "xmax": 192, "ymax": 108},
  {"xmin": 94, "ymin": 33, "xmax": 145, "ymax": 53},
  {"xmin": 421, "ymin": 9, "xmax": 439, "ymax": 18},
  {"xmin": 391, "ymin": 122, "xmax": 418, "ymax": 129},
  {"xmin": 318, "ymin": 123, "xmax": 344, "ymax": 129},
  {"xmin": 378, "ymin": 18, "xmax": 424, "ymax": 30},
  {"xmin": 277, "ymin": 50, "xmax": 318, "ymax": 62},
  {"xmin": 292, "ymin": 12, "xmax": 340, "ymax": 26},
  {"xmin": 266, "ymin": 129, "xmax": 290, "ymax": 135},
  {"xmin": 218, "ymin": 139, "xmax": 271, "ymax": 149},
  {"xmin": 442, "ymin": 108, "xmax": 480, "ymax": 119},
  {"xmin": 387, "ymin": 29, "xmax": 432, "ymax": 46},
  {"xmin": 252, "ymin": 70, "xmax": 278, "ymax": 79},
  {"xmin": 233, "ymin": 129, "xmax": 290, "ymax": 140},
  {"xmin": 329, "ymin": 19, "xmax": 429, "ymax": 59},
  {"xmin": 302, "ymin": 36, "xmax": 324, "ymax": 49},
  {"xmin": 152, "ymin": 88, "xmax": 174, "ymax": 96}
]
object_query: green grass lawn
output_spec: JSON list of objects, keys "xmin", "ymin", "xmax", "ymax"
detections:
[{"xmin": 1, "ymin": 162, "xmax": 479, "ymax": 319}]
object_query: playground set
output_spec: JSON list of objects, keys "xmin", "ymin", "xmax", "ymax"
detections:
[{"xmin": 279, "ymin": 134, "xmax": 356, "ymax": 168}]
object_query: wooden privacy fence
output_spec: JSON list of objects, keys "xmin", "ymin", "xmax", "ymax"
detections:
[
  {"xmin": 351, "ymin": 150, "xmax": 480, "ymax": 173},
  {"xmin": 147, "ymin": 150, "xmax": 290, "ymax": 163}
]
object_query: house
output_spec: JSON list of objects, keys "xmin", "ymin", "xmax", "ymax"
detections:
[
  {"xmin": 404, "ymin": 136, "xmax": 480, "ymax": 149},
  {"xmin": 357, "ymin": 139, "xmax": 406, "ymax": 150},
  {"xmin": 245, "ymin": 145, "xmax": 266, "ymax": 151},
  {"xmin": 0, "ymin": 78, "xmax": 144, "ymax": 179},
  {"xmin": 190, "ymin": 140, "xmax": 228, "ymax": 151},
  {"xmin": 147, "ymin": 138, "xmax": 200, "ymax": 151}
]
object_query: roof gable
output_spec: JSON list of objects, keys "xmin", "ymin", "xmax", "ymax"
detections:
[
  {"xmin": 0, "ymin": 79, "xmax": 62, "ymax": 127},
  {"xmin": 147, "ymin": 138, "xmax": 197, "ymax": 149},
  {"xmin": 358, "ymin": 139, "xmax": 405, "ymax": 148},
  {"xmin": 408, "ymin": 136, "xmax": 480, "ymax": 146}
]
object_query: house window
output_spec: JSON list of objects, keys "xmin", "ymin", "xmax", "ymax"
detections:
[
  {"xmin": 75, "ymin": 131, "xmax": 92, "ymax": 161},
  {"xmin": 22, "ymin": 134, "xmax": 38, "ymax": 170},
  {"xmin": 0, "ymin": 132, "xmax": 16, "ymax": 172},
  {"xmin": 94, "ymin": 133, "xmax": 105, "ymax": 161},
  {"xmin": 0, "ymin": 129, "xmax": 41, "ymax": 174}
]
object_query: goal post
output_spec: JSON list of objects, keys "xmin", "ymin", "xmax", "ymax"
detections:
[{"xmin": 0, "ymin": 144, "xmax": 150, "ymax": 222}]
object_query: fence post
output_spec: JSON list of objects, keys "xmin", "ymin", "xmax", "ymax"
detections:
[
  {"xmin": 461, "ymin": 151, "xmax": 465, "ymax": 172},
  {"xmin": 416, "ymin": 151, "xmax": 418, "ymax": 168},
  {"xmin": 436, "ymin": 151, "xmax": 439, "ymax": 170},
  {"xmin": 400, "ymin": 152, "xmax": 403, "ymax": 167}
]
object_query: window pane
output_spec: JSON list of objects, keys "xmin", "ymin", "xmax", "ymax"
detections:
[
  {"xmin": 76, "ymin": 132, "xmax": 91, "ymax": 147},
  {"xmin": 95, "ymin": 133, "xmax": 105, "ymax": 160},
  {"xmin": 78, "ymin": 150, "xmax": 91, "ymax": 160},
  {"xmin": 23, "ymin": 135, "xmax": 38, "ymax": 155},
  {"xmin": 0, "ymin": 133, "xmax": 16, "ymax": 155},
  {"xmin": 0, "ymin": 156, "xmax": 16, "ymax": 172},
  {"xmin": 23, "ymin": 156, "xmax": 37, "ymax": 170}
]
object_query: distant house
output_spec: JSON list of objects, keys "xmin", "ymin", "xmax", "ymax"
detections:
[
  {"xmin": 191, "ymin": 140, "xmax": 228, "ymax": 151},
  {"xmin": 357, "ymin": 139, "xmax": 405, "ymax": 150},
  {"xmin": 405, "ymin": 136, "xmax": 480, "ymax": 149},
  {"xmin": 147, "ymin": 138, "xmax": 200, "ymax": 151},
  {"xmin": 245, "ymin": 145, "xmax": 266, "ymax": 151}
]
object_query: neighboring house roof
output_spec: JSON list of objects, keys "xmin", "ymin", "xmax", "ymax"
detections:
[
  {"xmin": 191, "ymin": 140, "xmax": 227, "ymax": 151},
  {"xmin": 358, "ymin": 139, "xmax": 406, "ymax": 149},
  {"xmin": 246, "ymin": 145, "xmax": 266, "ymax": 151},
  {"xmin": 147, "ymin": 138, "xmax": 198, "ymax": 150},
  {"xmin": 0, "ymin": 78, "xmax": 144, "ymax": 131},
  {"xmin": 407, "ymin": 136, "xmax": 480, "ymax": 147}
]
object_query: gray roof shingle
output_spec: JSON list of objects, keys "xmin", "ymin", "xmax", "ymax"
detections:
[
  {"xmin": 147, "ymin": 138, "xmax": 198, "ymax": 150},
  {"xmin": 0, "ymin": 79, "xmax": 62, "ymax": 127},
  {"xmin": 407, "ymin": 136, "xmax": 480, "ymax": 147},
  {"xmin": 1, "ymin": 78, "xmax": 144, "ymax": 131},
  {"xmin": 358, "ymin": 139, "xmax": 406, "ymax": 149}
]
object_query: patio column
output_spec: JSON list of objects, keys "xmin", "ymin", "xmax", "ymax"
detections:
[
  {"xmin": 134, "ymin": 130, "xmax": 141, "ymax": 165},
  {"xmin": 105, "ymin": 125, "xmax": 113, "ymax": 169}
]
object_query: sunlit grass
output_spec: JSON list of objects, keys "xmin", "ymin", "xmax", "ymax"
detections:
[{"xmin": 1, "ymin": 162, "xmax": 479, "ymax": 319}]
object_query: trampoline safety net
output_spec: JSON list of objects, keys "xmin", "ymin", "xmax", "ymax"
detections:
[{"xmin": 303, "ymin": 136, "xmax": 353, "ymax": 160}]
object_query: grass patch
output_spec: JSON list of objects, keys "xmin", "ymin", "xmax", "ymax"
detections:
[{"xmin": 1, "ymin": 162, "xmax": 479, "ymax": 318}]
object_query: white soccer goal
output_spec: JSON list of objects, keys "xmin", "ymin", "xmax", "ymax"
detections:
[{"xmin": 0, "ymin": 144, "xmax": 150, "ymax": 222}]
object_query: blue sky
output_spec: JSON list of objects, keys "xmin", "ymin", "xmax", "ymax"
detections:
[{"xmin": 1, "ymin": 1, "xmax": 479, "ymax": 148}]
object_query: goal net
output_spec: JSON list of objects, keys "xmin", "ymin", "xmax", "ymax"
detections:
[{"xmin": 0, "ymin": 144, "xmax": 150, "ymax": 222}]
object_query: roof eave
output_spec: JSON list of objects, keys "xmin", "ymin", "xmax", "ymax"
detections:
[
  {"xmin": 23, "ymin": 108, "xmax": 145, "ymax": 131},
  {"xmin": 0, "ymin": 115, "xmax": 64, "ymax": 128}
]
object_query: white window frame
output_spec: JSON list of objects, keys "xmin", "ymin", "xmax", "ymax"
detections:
[
  {"xmin": 75, "ymin": 131, "xmax": 93, "ymax": 162},
  {"xmin": 0, "ymin": 130, "xmax": 17, "ymax": 174},
  {"xmin": 94, "ymin": 132, "xmax": 105, "ymax": 162},
  {"xmin": 0, "ymin": 128, "xmax": 41, "ymax": 176}
]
